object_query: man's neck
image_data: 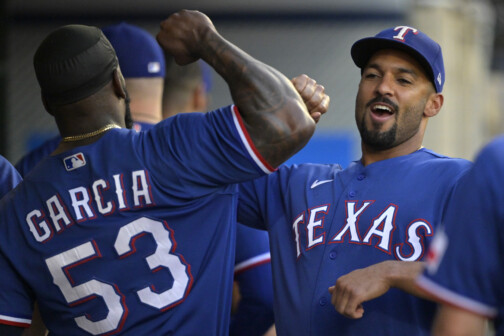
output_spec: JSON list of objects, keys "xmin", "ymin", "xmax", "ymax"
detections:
[{"xmin": 361, "ymin": 141, "xmax": 423, "ymax": 166}]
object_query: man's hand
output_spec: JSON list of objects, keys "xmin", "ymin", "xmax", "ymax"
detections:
[
  {"xmin": 291, "ymin": 74, "xmax": 330, "ymax": 123},
  {"xmin": 157, "ymin": 10, "xmax": 217, "ymax": 65},
  {"xmin": 328, "ymin": 262, "xmax": 391, "ymax": 319},
  {"xmin": 328, "ymin": 260, "xmax": 427, "ymax": 319}
]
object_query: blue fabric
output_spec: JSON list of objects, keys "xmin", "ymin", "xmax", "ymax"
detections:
[
  {"xmin": 231, "ymin": 224, "xmax": 274, "ymax": 336},
  {"xmin": 238, "ymin": 148, "xmax": 471, "ymax": 335},
  {"xmin": 0, "ymin": 155, "xmax": 22, "ymax": 199},
  {"xmin": 419, "ymin": 135, "xmax": 504, "ymax": 334},
  {"xmin": 0, "ymin": 106, "xmax": 267, "ymax": 335}
]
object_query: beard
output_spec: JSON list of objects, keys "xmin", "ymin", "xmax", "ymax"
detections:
[
  {"xmin": 357, "ymin": 95, "xmax": 400, "ymax": 150},
  {"xmin": 359, "ymin": 117, "xmax": 398, "ymax": 150},
  {"xmin": 357, "ymin": 95, "xmax": 425, "ymax": 151},
  {"xmin": 124, "ymin": 89, "xmax": 133, "ymax": 129}
]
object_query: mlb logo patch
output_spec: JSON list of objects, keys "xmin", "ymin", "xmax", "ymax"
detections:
[
  {"xmin": 64, "ymin": 153, "xmax": 86, "ymax": 171},
  {"xmin": 148, "ymin": 62, "xmax": 161, "ymax": 74}
]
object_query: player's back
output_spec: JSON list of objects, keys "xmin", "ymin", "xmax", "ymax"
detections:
[{"xmin": 0, "ymin": 107, "xmax": 267, "ymax": 336}]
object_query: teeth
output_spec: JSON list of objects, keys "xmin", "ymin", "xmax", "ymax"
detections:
[{"xmin": 374, "ymin": 104, "xmax": 391, "ymax": 112}]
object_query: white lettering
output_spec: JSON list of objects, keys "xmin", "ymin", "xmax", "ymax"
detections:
[
  {"xmin": 393, "ymin": 26, "xmax": 418, "ymax": 41},
  {"xmin": 26, "ymin": 210, "xmax": 52, "ymax": 242},
  {"xmin": 292, "ymin": 214, "xmax": 304, "ymax": 258},
  {"xmin": 363, "ymin": 205, "xmax": 396, "ymax": 252},
  {"xmin": 46, "ymin": 195, "xmax": 72, "ymax": 232},
  {"xmin": 69, "ymin": 187, "xmax": 95, "ymax": 221},
  {"xmin": 306, "ymin": 206, "xmax": 328, "ymax": 249},
  {"xmin": 395, "ymin": 220, "xmax": 432, "ymax": 261},
  {"xmin": 332, "ymin": 201, "xmax": 372, "ymax": 242},
  {"xmin": 132, "ymin": 170, "xmax": 152, "ymax": 207},
  {"xmin": 93, "ymin": 180, "xmax": 114, "ymax": 215}
]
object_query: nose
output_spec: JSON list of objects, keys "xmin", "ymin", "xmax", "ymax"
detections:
[{"xmin": 374, "ymin": 73, "xmax": 394, "ymax": 96}]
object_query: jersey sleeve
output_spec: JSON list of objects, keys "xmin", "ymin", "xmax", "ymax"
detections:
[
  {"xmin": 0, "ymin": 250, "xmax": 33, "ymax": 328},
  {"xmin": 417, "ymin": 137, "xmax": 504, "ymax": 317},
  {"xmin": 234, "ymin": 224, "xmax": 271, "ymax": 272},
  {"xmin": 0, "ymin": 156, "xmax": 22, "ymax": 199},
  {"xmin": 140, "ymin": 105, "xmax": 275, "ymax": 193},
  {"xmin": 14, "ymin": 135, "xmax": 60, "ymax": 178},
  {"xmin": 237, "ymin": 175, "xmax": 271, "ymax": 231}
]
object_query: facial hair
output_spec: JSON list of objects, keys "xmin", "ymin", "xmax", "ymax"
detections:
[
  {"xmin": 124, "ymin": 89, "xmax": 133, "ymax": 129},
  {"xmin": 358, "ymin": 95, "xmax": 425, "ymax": 151},
  {"xmin": 358, "ymin": 96, "xmax": 399, "ymax": 150}
]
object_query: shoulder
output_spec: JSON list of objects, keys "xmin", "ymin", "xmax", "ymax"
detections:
[
  {"xmin": 415, "ymin": 148, "xmax": 472, "ymax": 172},
  {"xmin": 276, "ymin": 162, "xmax": 343, "ymax": 177},
  {"xmin": 469, "ymin": 136, "xmax": 504, "ymax": 181},
  {"xmin": 475, "ymin": 136, "xmax": 504, "ymax": 165},
  {"xmin": 15, "ymin": 135, "xmax": 61, "ymax": 177}
]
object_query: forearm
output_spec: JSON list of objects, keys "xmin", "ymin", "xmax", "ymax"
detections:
[
  {"xmin": 432, "ymin": 305, "xmax": 488, "ymax": 336},
  {"xmin": 385, "ymin": 260, "xmax": 434, "ymax": 300},
  {"xmin": 199, "ymin": 31, "xmax": 315, "ymax": 167}
]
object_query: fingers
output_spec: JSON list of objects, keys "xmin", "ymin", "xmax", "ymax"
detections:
[
  {"xmin": 157, "ymin": 10, "xmax": 215, "ymax": 65},
  {"xmin": 329, "ymin": 281, "xmax": 365, "ymax": 319},
  {"xmin": 291, "ymin": 74, "xmax": 310, "ymax": 95},
  {"xmin": 291, "ymin": 74, "xmax": 330, "ymax": 122}
]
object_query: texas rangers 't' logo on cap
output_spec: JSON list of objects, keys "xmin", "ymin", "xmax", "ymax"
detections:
[
  {"xmin": 63, "ymin": 152, "xmax": 86, "ymax": 171},
  {"xmin": 350, "ymin": 25, "xmax": 445, "ymax": 93}
]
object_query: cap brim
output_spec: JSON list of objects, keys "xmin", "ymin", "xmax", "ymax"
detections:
[{"xmin": 351, "ymin": 37, "xmax": 433, "ymax": 82}]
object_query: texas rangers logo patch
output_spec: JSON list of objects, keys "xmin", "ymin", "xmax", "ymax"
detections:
[{"xmin": 63, "ymin": 153, "xmax": 86, "ymax": 171}]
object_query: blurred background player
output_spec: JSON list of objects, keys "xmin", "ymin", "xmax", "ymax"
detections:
[
  {"xmin": 0, "ymin": 9, "xmax": 319, "ymax": 335},
  {"xmin": 162, "ymin": 55, "xmax": 209, "ymax": 118},
  {"xmin": 163, "ymin": 55, "xmax": 276, "ymax": 336},
  {"xmin": 416, "ymin": 135, "xmax": 504, "ymax": 336},
  {"xmin": 14, "ymin": 22, "xmax": 166, "ymax": 177},
  {"xmin": 0, "ymin": 155, "xmax": 22, "ymax": 198}
]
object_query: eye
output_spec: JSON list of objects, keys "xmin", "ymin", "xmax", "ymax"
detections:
[
  {"xmin": 363, "ymin": 71, "xmax": 380, "ymax": 79},
  {"xmin": 397, "ymin": 78, "xmax": 412, "ymax": 85}
]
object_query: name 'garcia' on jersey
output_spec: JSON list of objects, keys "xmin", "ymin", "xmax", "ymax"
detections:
[{"xmin": 26, "ymin": 169, "xmax": 154, "ymax": 243}]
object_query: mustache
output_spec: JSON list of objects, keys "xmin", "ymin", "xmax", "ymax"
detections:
[{"xmin": 366, "ymin": 96, "xmax": 398, "ymax": 112}]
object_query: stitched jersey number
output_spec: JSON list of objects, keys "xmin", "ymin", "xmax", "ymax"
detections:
[{"xmin": 45, "ymin": 217, "xmax": 191, "ymax": 335}]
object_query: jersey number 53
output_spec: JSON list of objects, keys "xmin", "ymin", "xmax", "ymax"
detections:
[{"xmin": 45, "ymin": 217, "xmax": 192, "ymax": 335}]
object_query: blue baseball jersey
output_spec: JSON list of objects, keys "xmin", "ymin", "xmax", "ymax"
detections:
[
  {"xmin": 16, "ymin": 122, "xmax": 155, "ymax": 178},
  {"xmin": 417, "ymin": 135, "xmax": 504, "ymax": 334},
  {"xmin": 0, "ymin": 105, "xmax": 274, "ymax": 335},
  {"xmin": 238, "ymin": 148, "xmax": 471, "ymax": 336},
  {"xmin": 231, "ymin": 224, "xmax": 274, "ymax": 336},
  {"xmin": 0, "ymin": 155, "xmax": 22, "ymax": 199}
]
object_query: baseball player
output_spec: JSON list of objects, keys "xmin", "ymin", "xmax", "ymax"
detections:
[
  {"xmin": 0, "ymin": 10, "xmax": 323, "ymax": 336},
  {"xmin": 17, "ymin": 22, "xmax": 167, "ymax": 336},
  {"xmin": 237, "ymin": 26, "xmax": 472, "ymax": 335},
  {"xmin": 416, "ymin": 135, "xmax": 504, "ymax": 336},
  {"xmin": 15, "ymin": 22, "xmax": 166, "ymax": 177},
  {"xmin": 162, "ymin": 54, "xmax": 276, "ymax": 336},
  {"xmin": 0, "ymin": 155, "xmax": 22, "ymax": 199}
]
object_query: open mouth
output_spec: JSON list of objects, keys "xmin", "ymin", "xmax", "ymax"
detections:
[{"xmin": 370, "ymin": 103, "xmax": 395, "ymax": 122}]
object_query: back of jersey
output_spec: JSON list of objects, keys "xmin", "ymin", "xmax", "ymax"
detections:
[{"xmin": 0, "ymin": 106, "xmax": 271, "ymax": 336}]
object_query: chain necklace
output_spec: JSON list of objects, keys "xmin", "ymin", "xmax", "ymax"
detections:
[{"xmin": 62, "ymin": 124, "xmax": 121, "ymax": 142}]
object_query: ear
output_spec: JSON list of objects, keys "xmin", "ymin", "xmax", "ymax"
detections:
[
  {"xmin": 424, "ymin": 93, "xmax": 443, "ymax": 118},
  {"xmin": 112, "ymin": 68, "xmax": 127, "ymax": 100},
  {"xmin": 41, "ymin": 94, "xmax": 54, "ymax": 115}
]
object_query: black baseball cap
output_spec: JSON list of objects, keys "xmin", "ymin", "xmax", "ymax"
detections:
[
  {"xmin": 34, "ymin": 24, "xmax": 119, "ymax": 106},
  {"xmin": 351, "ymin": 26, "xmax": 445, "ymax": 93}
]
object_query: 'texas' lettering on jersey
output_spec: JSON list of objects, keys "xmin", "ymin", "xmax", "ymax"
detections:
[
  {"xmin": 26, "ymin": 169, "xmax": 154, "ymax": 243},
  {"xmin": 292, "ymin": 200, "xmax": 433, "ymax": 261}
]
